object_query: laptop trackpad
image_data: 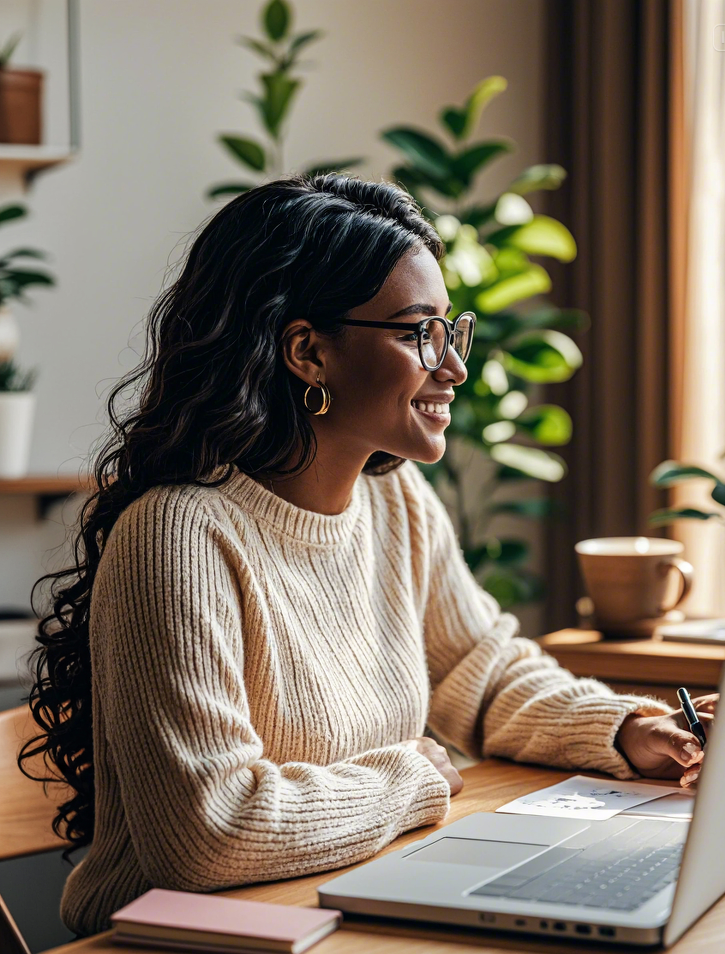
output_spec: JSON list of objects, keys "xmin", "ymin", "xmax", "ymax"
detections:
[{"xmin": 405, "ymin": 837, "xmax": 545, "ymax": 868}]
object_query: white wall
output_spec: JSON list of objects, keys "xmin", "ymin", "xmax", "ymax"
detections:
[{"xmin": 0, "ymin": 0, "xmax": 545, "ymax": 639}]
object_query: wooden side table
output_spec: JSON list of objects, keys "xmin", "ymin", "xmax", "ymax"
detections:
[{"xmin": 537, "ymin": 628, "xmax": 725, "ymax": 707}]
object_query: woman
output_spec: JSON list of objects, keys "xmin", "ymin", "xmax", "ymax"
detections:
[{"xmin": 19, "ymin": 173, "xmax": 714, "ymax": 938}]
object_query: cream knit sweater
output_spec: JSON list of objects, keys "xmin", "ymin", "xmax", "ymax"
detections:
[{"xmin": 60, "ymin": 459, "xmax": 670, "ymax": 936}]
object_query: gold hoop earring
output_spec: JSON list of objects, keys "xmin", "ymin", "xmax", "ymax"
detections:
[{"xmin": 303, "ymin": 373, "xmax": 332, "ymax": 415}]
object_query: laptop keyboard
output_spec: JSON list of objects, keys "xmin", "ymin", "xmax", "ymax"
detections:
[{"xmin": 471, "ymin": 821, "xmax": 685, "ymax": 911}]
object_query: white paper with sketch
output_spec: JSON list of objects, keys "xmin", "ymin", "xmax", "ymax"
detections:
[{"xmin": 496, "ymin": 775, "xmax": 688, "ymax": 820}]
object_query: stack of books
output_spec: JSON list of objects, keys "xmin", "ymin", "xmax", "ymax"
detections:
[{"xmin": 110, "ymin": 888, "xmax": 343, "ymax": 954}]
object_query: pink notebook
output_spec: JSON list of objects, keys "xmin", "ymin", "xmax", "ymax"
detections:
[{"xmin": 110, "ymin": 888, "xmax": 343, "ymax": 954}]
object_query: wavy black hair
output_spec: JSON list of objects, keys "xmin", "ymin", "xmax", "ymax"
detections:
[{"xmin": 16, "ymin": 171, "xmax": 445, "ymax": 864}]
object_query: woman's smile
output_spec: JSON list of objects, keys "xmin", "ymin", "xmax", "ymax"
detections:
[{"xmin": 410, "ymin": 394, "xmax": 453, "ymax": 424}]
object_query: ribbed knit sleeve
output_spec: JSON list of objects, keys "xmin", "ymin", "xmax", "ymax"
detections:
[
  {"xmin": 95, "ymin": 487, "xmax": 450, "ymax": 893},
  {"xmin": 404, "ymin": 465, "xmax": 671, "ymax": 780}
]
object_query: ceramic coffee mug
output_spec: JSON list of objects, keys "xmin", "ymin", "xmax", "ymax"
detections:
[{"xmin": 575, "ymin": 537, "xmax": 694, "ymax": 636}]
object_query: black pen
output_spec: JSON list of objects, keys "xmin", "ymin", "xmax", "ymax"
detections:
[{"xmin": 677, "ymin": 686, "xmax": 707, "ymax": 749}]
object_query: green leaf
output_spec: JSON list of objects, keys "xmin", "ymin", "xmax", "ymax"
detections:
[
  {"xmin": 451, "ymin": 140, "xmax": 512, "ymax": 183},
  {"xmin": 236, "ymin": 35, "xmax": 278, "ymax": 63},
  {"xmin": 206, "ymin": 182, "xmax": 257, "ymax": 199},
  {"xmin": 508, "ymin": 163, "xmax": 567, "ymax": 195},
  {"xmin": 515, "ymin": 305, "xmax": 590, "ymax": 334},
  {"xmin": 0, "ymin": 247, "xmax": 46, "ymax": 259},
  {"xmin": 516, "ymin": 404, "xmax": 573, "ymax": 445},
  {"xmin": 489, "ymin": 498, "xmax": 562, "ymax": 518},
  {"xmin": 475, "ymin": 264, "xmax": 552, "ymax": 312},
  {"xmin": 260, "ymin": 73, "xmax": 300, "ymax": 137},
  {"xmin": 494, "ymin": 193, "xmax": 534, "ymax": 226},
  {"xmin": 500, "ymin": 329, "xmax": 583, "ymax": 383},
  {"xmin": 218, "ymin": 135, "xmax": 266, "ymax": 171},
  {"xmin": 288, "ymin": 30, "xmax": 323, "ymax": 54},
  {"xmin": 302, "ymin": 158, "xmax": 365, "ymax": 177},
  {"xmin": 464, "ymin": 544, "xmax": 490, "ymax": 572},
  {"xmin": 0, "ymin": 248, "xmax": 48, "ymax": 270},
  {"xmin": 650, "ymin": 460, "xmax": 725, "ymax": 487},
  {"xmin": 486, "ymin": 215, "xmax": 577, "ymax": 262},
  {"xmin": 440, "ymin": 107, "xmax": 467, "ymax": 140},
  {"xmin": 440, "ymin": 76, "xmax": 508, "ymax": 141},
  {"xmin": 496, "ymin": 465, "xmax": 531, "ymax": 482},
  {"xmin": 712, "ymin": 483, "xmax": 725, "ymax": 506},
  {"xmin": 3, "ymin": 269, "xmax": 54, "ymax": 289},
  {"xmin": 648, "ymin": 507, "xmax": 722, "ymax": 526},
  {"xmin": 483, "ymin": 566, "xmax": 544, "ymax": 608},
  {"xmin": 263, "ymin": 0, "xmax": 290, "ymax": 41},
  {"xmin": 0, "ymin": 31, "xmax": 22, "ymax": 69},
  {"xmin": 381, "ymin": 127, "xmax": 452, "ymax": 178},
  {"xmin": 0, "ymin": 204, "xmax": 26, "ymax": 226},
  {"xmin": 489, "ymin": 444, "xmax": 567, "ymax": 481},
  {"xmin": 459, "ymin": 203, "xmax": 497, "ymax": 229},
  {"xmin": 486, "ymin": 538, "xmax": 529, "ymax": 564}
]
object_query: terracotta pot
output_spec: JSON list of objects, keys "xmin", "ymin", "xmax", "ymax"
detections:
[{"xmin": 0, "ymin": 68, "xmax": 44, "ymax": 144}]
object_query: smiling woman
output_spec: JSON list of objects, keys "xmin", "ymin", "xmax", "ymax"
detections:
[{"xmin": 15, "ymin": 172, "xmax": 713, "ymax": 939}]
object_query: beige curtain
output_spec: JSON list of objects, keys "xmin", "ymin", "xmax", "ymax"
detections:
[{"xmin": 670, "ymin": 0, "xmax": 725, "ymax": 617}]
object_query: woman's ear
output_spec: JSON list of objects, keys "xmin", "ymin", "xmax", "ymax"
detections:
[{"xmin": 280, "ymin": 320, "xmax": 326, "ymax": 386}]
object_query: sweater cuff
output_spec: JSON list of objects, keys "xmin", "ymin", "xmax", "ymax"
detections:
[
  {"xmin": 572, "ymin": 694, "xmax": 672, "ymax": 781},
  {"xmin": 392, "ymin": 744, "xmax": 451, "ymax": 829}
]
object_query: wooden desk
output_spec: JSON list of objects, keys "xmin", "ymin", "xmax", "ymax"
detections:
[
  {"xmin": 41, "ymin": 759, "xmax": 725, "ymax": 954},
  {"xmin": 538, "ymin": 629, "xmax": 725, "ymax": 708}
]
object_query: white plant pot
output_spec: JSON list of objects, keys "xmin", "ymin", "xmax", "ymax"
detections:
[{"xmin": 0, "ymin": 391, "xmax": 35, "ymax": 478}]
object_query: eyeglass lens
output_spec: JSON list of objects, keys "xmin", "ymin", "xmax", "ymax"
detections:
[{"xmin": 420, "ymin": 315, "xmax": 474, "ymax": 370}]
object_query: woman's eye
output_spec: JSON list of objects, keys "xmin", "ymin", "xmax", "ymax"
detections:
[{"xmin": 400, "ymin": 330, "xmax": 431, "ymax": 342}]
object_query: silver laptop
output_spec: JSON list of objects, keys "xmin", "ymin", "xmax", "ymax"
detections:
[{"xmin": 319, "ymin": 670, "xmax": 725, "ymax": 946}]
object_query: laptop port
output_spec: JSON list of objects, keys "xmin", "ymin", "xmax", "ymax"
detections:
[
  {"xmin": 539, "ymin": 920, "xmax": 549, "ymax": 929},
  {"xmin": 515, "ymin": 919, "xmax": 526, "ymax": 927},
  {"xmin": 553, "ymin": 922, "xmax": 566, "ymax": 931},
  {"xmin": 599, "ymin": 927, "xmax": 616, "ymax": 937},
  {"xmin": 575, "ymin": 924, "xmax": 592, "ymax": 935}
]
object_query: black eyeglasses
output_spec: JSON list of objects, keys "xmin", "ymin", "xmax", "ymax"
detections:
[{"xmin": 338, "ymin": 311, "xmax": 476, "ymax": 371}]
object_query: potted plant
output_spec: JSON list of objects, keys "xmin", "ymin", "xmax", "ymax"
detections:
[
  {"xmin": 0, "ymin": 202, "xmax": 55, "ymax": 477},
  {"xmin": 0, "ymin": 31, "xmax": 44, "ymax": 145},
  {"xmin": 382, "ymin": 77, "xmax": 586, "ymax": 609}
]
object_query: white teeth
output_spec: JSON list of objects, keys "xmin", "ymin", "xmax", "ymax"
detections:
[{"xmin": 412, "ymin": 401, "xmax": 448, "ymax": 414}]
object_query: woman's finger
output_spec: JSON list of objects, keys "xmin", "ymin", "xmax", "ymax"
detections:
[
  {"xmin": 681, "ymin": 765, "xmax": 701, "ymax": 788},
  {"xmin": 654, "ymin": 724, "xmax": 706, "ymax": 767},
  {"xmin": 690, "ymin": 693, "xmax": 719, "ymax": 711}
]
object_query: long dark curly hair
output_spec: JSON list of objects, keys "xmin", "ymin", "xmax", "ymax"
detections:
[{"xmin": 16, "ymin": 171, "xmax": 445, "ymax": 864}]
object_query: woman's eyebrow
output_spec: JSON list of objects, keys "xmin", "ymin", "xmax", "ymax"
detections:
[{"xmin": 385, "ymin": 302, "xmax": 453, "ymax": 320}]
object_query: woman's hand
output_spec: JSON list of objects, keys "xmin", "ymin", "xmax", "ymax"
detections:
[
  {"xmin": 401, "ymin": 736, "xmax": 464, "ymax": 795},
  {"xmin": 615, "ymin": 694, "xmax": 718, "ymax": 787}
]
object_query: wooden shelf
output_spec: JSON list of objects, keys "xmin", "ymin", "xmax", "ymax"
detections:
[
  {"xmin": 0, "ymin": 144, "xmax": 78, "ymax": 188},
  {"xmin": 0, "ymin": 473, "xmax": 93, "ymax": 518},
  {"xmin": 538, "ymin": 628, "xmax": 725, "ymax": 706}
]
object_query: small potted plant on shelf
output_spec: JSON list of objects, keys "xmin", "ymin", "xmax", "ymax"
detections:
[
  {"xmin": 0, "ymin": 202, "xmax": 55, "ymax": 478},
  {"xmin": 0, "ymin": 30, "xmax": 44, "ymax": 145}
]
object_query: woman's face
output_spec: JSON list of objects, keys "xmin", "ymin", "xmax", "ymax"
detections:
[{"xmin": 323, "ymin": 245, "xmax": 468, "ymax": 465}]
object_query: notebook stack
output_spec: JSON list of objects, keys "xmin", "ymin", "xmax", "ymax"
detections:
[{"xmin": 110, "ymin": 888, "xmax": 343, "ymax": 954}]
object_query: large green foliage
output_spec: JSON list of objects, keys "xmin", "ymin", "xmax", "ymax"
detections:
[
  {"xmin": 383, "ymin": 77, "xmax": 587, "ymax": 608},
  {"xmin": 207, "ymin": 0, "xmax": 363, "ymax": 198},
  {"xmin": 648, "ymin": 460, "xmax": 725, "ymax": 527}
]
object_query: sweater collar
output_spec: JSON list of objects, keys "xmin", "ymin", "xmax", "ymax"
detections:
[{"xmin": 209, "ymin": 463, "xmax": 366, "ymax": 546}]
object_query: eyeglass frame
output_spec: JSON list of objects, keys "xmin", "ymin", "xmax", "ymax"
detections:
[{"xmin": 337, "ymin": 311, "xmax": 476, "ymax": 371}]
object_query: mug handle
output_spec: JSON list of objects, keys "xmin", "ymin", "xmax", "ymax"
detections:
[{"xmin": 658, "ymin": 558, "xmax": 694, "ymax": 612}]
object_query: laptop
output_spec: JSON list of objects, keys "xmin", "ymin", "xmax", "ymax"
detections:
[{"xmin": 318, "ymin": 672, "xmax": 725, "ymax": 946}]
